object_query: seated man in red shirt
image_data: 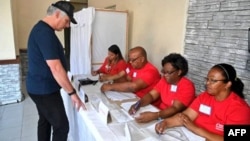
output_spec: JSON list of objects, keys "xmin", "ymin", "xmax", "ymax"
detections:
[
  {"xmin": 129, "ymin": 53, "xmax": 195, "ymax": 123},
  {"xmin": 100, "ymin": 46, "xmax": 161, "ymax": 101}
]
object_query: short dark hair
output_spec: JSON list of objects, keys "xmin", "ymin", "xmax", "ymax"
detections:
[{"xmin": 161, "ymin": 53, "xmax": 188, "ymax": 76}]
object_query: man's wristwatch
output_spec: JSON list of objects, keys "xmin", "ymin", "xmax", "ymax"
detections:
[{"xmin": 68, "ymin": 88, "xmax": 76, "ymax": 96}]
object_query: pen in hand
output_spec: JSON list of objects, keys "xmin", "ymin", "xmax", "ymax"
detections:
[{"xmin": 133, "ymin": 100, "xmax": 141, "ymax": 114}]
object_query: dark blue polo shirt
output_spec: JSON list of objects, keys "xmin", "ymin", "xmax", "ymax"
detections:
[{"xmin": 26, "ymin": 21, "xmax": 67, "ymax": 95}]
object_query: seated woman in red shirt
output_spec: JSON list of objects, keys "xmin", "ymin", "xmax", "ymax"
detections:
[
  {"xmin": 128, "ymin": 53, "xmax": 196, "ymax": 123},
  {"xmin": 91, "ymin": 44, "xmax": 127, "ymax": 83},
  {"xmin": 155, "ymin": 63, "xmax": 250, "ymax": 141}
]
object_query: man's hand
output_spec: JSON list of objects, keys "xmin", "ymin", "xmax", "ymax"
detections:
[{"xmin": 70, "ymin": 94, "xmax": 87, "ymax": 111}]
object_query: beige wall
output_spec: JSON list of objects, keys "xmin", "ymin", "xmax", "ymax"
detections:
[
  {"xmin": 11, "ymin": 0, "xmax": 188, "ymax": 69},
  {"xmin": 89, "ymin": 0, "xmax": 188, "ymax": 69},
  {"xmin": 0, "ymin": 0, "xmax": 16, "ymax": 60},
  {"xmin": 13, "ymin": 0, "xmax": 64, "ymax": 50}
]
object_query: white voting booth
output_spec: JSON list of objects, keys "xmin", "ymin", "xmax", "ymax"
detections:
[{"xmin": 70, "ymin": 8, "xmax": 128, "ymax": 75}]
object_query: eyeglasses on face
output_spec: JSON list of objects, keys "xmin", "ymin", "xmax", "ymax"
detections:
[
  {"xmin": 204, "ymin": 77, "xmax": 226, "ymax": 84},
  {"xmin": 129, "ymin": 56, "xmax": 141, "ymax": 63},
  {"xmin": 161, "ymin": 69, "xmax": 177, "ymax": 76}
]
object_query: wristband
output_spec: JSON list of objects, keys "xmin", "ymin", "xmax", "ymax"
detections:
[{"xmin": 68, "ymin": 88, "xmax": 76, "ymax": 96}]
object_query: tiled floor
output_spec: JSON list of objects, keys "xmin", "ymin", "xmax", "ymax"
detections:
[{"xmin": 0, "ymin": 82, "xmax": 38, "ymax": 141}]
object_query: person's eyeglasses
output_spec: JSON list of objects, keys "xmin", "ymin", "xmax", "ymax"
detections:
[
  {"xmin": 162, "ymin": 69, "xmax": 177, "ymax": 76},
  {"xmin": 129, "ymin": 56, "xmax": 141, "ymax": 63},
  {"xmin": 204, "ymin": 77, "xmax": 226, "ymax": 84}
]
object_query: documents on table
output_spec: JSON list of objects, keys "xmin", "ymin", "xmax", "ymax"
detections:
[
  {"xmin": 67, "ymin": 71, "xmax": 73, "ymax": 81},
  {"xmin": 120, "ymin": 101, "xmax": 159, "ymax": 117},
  {"xmin": 180, "ymin": 126, "xmax": 205, "ymax": 141},
  {"xmin": 104, "ymin": 91, "xmax": 137, "ymax": 101},
  {"xmin": 124, "ymin": 123, "xmax": 131, "ymax": 141},
  {"xmin": 110, "ymin": 108, "xmax": 133, "ymax": 123},
  {"xmin": 98, "ymin": 101, "xmax": 112, "ymax": 124},
  {"xmin": 120, "ymin": 101, "xmax": 159, "ymax": 128},
  {"xmin": 78, "ymin": 88, "xmax": 87, "ymax": 103},
  {"xmin": 142, "ymin": 123, "xmax": 205, "ymax": 141},
  {"xmin": 108, "ymin": 122, "xmax": 150, "ymax": 141}
]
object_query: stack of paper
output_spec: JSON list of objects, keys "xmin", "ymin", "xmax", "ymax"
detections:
[
  {"xmin": 141, "ymin": 124, "xmax": 205, "ymax": 141},
  {"xmin": 105, "ymin": 91, "xmax": 137, "ymax": 101}
]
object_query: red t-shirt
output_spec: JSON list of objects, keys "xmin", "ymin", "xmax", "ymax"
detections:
[
  {"xmin": 99, "ymin": 58, "xmax": 127, "ymax": 75},
  {"xmin": 190, "ymin": 92, "xmax": 250, "ymax": 135},
  {"xmin": 154, "ymin": 77, "xmax": 195, "ymax": 110},
  {"xmin": 126, "ymin": 62, "xmax": 161, "ymax": 98}
]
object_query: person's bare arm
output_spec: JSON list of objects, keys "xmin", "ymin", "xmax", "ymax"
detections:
[
  {"xmin": 100, "ymin": 78, "xmax": 147, "ymax": 93},
  {"xmin": 160, "ymin": 100, "xmax": 186, "ymax": 118},
  {"xmin": 128, "ymin": 89, "xmax": 159, "ymax": 115},
  {"xmin": 47, "ymin": 59, "xmax": 74, "ymax": 93},
  {"xmin": 100, "ymin": 70, "xmax": 126, "ymax": 82},
  {"xmin": 46, "ymin": 59, "xmax": 86, "ymax": 110},
  {"xmin": 135, "ymin": 98, "xmax": 186, "ymax": 123},
  {"xmin": 140, "ymin": 89, "xmax": 160, "ymax": 106},
  {"xmin": 182, "ymin": 109, "xmax": 223, "ymax": 141}
]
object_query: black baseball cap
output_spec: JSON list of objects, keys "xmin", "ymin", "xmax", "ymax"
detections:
[{"xmin": 52, "ymin": 1, "xmax": 77, "ymax": 24}]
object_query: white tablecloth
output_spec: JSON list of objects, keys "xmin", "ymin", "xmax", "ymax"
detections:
[
  {"xmin": 61, "ymin": 79, "xmax": 118, "ymax": 141},
  {"xmin": 61, "ymin": 74, "xmax": 205, "ymax": 141}
]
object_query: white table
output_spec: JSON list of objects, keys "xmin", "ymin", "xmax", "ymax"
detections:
[{"xmin": 61, "ymin": 74, "xmax": 205, "ymax": 141}]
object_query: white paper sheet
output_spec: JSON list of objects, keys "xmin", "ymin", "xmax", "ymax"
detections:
[
  {"xmin": 125, "ymin": 123, "xmax": 131, "ymax": 141},
  {"xmin": 110, "ymin": 108, "xmax": 134, "ymax": 123},
  {"xmin": 120, "ymin": 101, "xmax": 159, "ymax": 128},
  {"xmin": 142, "ymin": 123, "xmax": 205, "ymax": 141},
  {"xmin": 104, "ymin": 91, "xmax": 137, "ymax": 101},
  {"xmin": 108, "ymin": 122, "xmax": 148, "ymax": 141},
  {"xmin": 120, "ymin": 101, "xmax": 159, "ymax": 117}
]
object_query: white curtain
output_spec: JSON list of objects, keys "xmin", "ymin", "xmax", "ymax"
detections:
[{"xmin": 70, "ymin": 7, "xmax": 95, "ymax": 75}]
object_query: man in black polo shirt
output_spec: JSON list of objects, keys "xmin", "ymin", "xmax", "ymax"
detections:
[{"xmin": 26, "ymin": 1, "xmax": 86, "ymax": 141}]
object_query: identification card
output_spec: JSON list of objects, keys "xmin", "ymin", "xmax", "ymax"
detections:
[
  {"xmin": 133, "ymin": 72, "xmax": 137, "ymax": 77},
  {"xmin": 126, "ymin": 67, "xmax": 130, "ymax": 74},
  {"xmin": 170, "ymin": 85, "xmax": 177, "ymax": 92},
  {"xmin": 199, "ymin": 104, "xmax": 211, "ymax": 115}
]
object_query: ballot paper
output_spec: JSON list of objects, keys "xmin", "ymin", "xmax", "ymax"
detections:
[
  {"xmin": 180, "ymin": 126, "xmax": 205, "ymax": 141},
  {"xmin": 98, "ymin": 101, "xmax": 112, "ymax": 124},
  {"xmin": 78, "ymin": 87, "xmax": 86, "ymax": 103},
  {"xmin": 124, "ymin": 123, "xmax": 131, "ymax": 141},
  {"xmin": 110, "ymin": 108, "xmax": 134, "ymax": 123},
  {"xmin": 120, "ymin": 101, "xmax": 159, "ymax": 128},
  {"xmin": 120, "ymin": 101, "xmax": 159, "ymax": 118},
  {"xmin": 104, "ymin": 91, "xmax": 137, "ymax": 101},
  {"xmin": 67, "ymin": 71, "xmax": 73, "ymax": 81},
  {"xmin": 142, "ymin": 124, "xmax": 205, "ymax": 141},
  {"xmin": 108, "ymin": 122, "xmax": 148, "ymax": 141}
]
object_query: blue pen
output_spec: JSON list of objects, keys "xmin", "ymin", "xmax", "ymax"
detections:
[{"xmin": 133, "ymin": 100, "xmax": 140, "ymax": 114}]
